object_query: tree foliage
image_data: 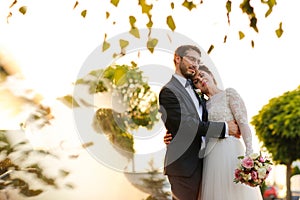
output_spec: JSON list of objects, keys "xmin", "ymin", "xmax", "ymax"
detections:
[
  {"xmin": 251, "ymin": 85, "xmax": 300, "ymax": 200},
  {"xmin": 251, "ymin": 85, "xmax": 300, "ymax": 165}
]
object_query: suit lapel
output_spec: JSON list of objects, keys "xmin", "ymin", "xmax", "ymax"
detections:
[{"xmin": 170, "ymin": 76, "xmax": 196, "ymax": 109}]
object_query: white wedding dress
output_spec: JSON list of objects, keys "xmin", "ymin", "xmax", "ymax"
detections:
[{"xmin": 200, "ymin": 88, "xmax": 263, "ymax": 200}]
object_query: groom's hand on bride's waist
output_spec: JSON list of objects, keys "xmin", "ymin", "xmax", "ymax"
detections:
[
  {"xmin": 163, "ymin": 131, "xmax": 172, "ymax": 145},
  {"xmin": 227, "ymin": 120, "xmax": 241, "ymax": 139}
]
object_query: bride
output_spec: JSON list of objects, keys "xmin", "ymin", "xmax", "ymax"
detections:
[
  {"xmin": 164, "ymin": 65, "xmax": 263, "ymax": 200},
  {"xmin": 193, "ymin": 65, "xmax": 263, "ymax": 200}
]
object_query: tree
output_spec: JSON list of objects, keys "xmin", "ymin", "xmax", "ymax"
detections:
[{"xmin": 251, "ymin": 85, "xmax": 300, "ymax": 200}]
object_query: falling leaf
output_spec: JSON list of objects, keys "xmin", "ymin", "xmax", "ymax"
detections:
[
  {"xmin": 129, "ymin": 16, "xmax": 140, "ymax": 38},
  {"xmin": 147, "ymin": 38, "xmax": 158, "ymax": 53},
  {"xmin": 106, "ymin": 11, "xmax": 110, "ymax": 19},
  {"xmin": 166, "ymin": 15, "xmax": 176, "ymax": 31},
  {"xmin": 261, "ymin": 0, "xmax": 277, "ymax": 17},
  {"xmin": 19, "ymin": 6, "xmax": 27, "ymax": 15},
  {"xmin": 223, "ymin": 35, "xmax": 227, "ymax": 43},
  {"xmin": 73, "ymin": 1, "xmax": 78, "ymax": 9},
  {"xmin": 57, "ymin": 95, "xmax": 80, "ymax": 108},
  {"xmin": 129, "ymin": 16, "xmax": 136, "ymax": 27},
  {"xmin": 146, "ymin": 19, "xmax": 153, "ymax": 28},
  {"xmin": 82, "ymin": 141, "xmax": 94, "ymax": 148},
  {"xmin": 239, "ymin": 31, "xmax": 245, "ymax": 39},
  {"xmin": 226, "ymin": 0, "xmax": 231, "ymax": 24},
  {"xmin": 275, "ymin": 22, "xmax": 283, "ymax": 38},
  {"xmin": 251, "ymin": 40, "xmax": 254, "ymax": 48},
  {"xmin": 138, "ymin": 0, "xmax": 153, "ymax": 15},
  {"xmin": 6, "ymin": 12, "xmax": 12, "ymax": 23},
  {"xmin": 119, "ymin": 39, "xmax": 129, "ymax": 49},
  {"xmin": 130, "ymin": 28, "xmax": 140, "ymax": 38},
  {"xmin": 182, "ymin": 0, "xmax": 197, "ymax": 11},
  {"xmin": 240, "ymin": 0, "xmax": 259, "ymax": 32},
  {"xmin": 9, "ymin": 0, "xmax": 17, "ymax": 8},
  {"xmin": 207, "ymin": 45, "xmax": 214, "ymax": 54},
  {"xmin": 59, "ymin": 169, "xmax": 70, "ymax": 177},
  {"xmin": 171, "ymin": 2, "xmax": 174, "ymax": 9},
  {"xmin": 102, "ymin": 33, "xmax": 110, "ymax": 52},
  {"xmin": 102, "ymin": 40, "xmax": 110, "ymax": 52},
  {"xmin": 81, "ymin": 10, "xmax": 87, "ymax": 18},
  {"xmin": 138, "ymin": 0, "xmax": 153, "ymax": 29},
  {"xmin": 110, "ymin": 0, "xmax": 120, "ymax": 7}
]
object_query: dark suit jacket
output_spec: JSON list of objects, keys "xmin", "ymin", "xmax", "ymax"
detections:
[{"xmin": 159, "ymin": 75, "xmax": 225, "ymax": 177}]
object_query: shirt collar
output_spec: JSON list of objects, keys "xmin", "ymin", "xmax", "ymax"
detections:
[{"xmin": 174, "ymin": 74, "xmax": 189, "ymax": 88}]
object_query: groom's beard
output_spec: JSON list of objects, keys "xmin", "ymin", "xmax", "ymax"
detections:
[{"xmin": 179, "ymin": 60, "xmax": 194, "ymax": 79}]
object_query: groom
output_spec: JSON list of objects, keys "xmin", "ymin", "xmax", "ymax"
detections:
[{"xmin": 158, "ymin": 45, "xmax": 240, "ymax": 200}]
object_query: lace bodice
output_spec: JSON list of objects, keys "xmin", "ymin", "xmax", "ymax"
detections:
[{"xmin": 206, "ymin": 88, "xmax": 253, "ymax": 155}]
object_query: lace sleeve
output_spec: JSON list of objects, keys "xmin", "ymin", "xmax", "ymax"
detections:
[{"xmin": 226, "ymin": 88, "xmax": 253, "ymax": 155}]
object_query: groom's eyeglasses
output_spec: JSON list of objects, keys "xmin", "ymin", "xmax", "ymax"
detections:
[{"xmin": 182, "ymin": 55, "xmax": 201, "ymax": 65}]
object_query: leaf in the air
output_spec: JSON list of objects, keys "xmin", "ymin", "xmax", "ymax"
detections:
[
  {"xmin": 106, "ymin": 11, "xmax": 110, "ymax": 19},
  {"xmin": 147, "ymin": 38, "xmax": 158, "ymax": 53},
  {"xmin": 59, "ymin": 169, "xmax": 70, "ymax": 177},
  {"xmin": 182, "ymin": 0, "xmax": 197, "ymax": 11},
  {"xmin": 171, "ymin": 2, "xmax": 174, "ymax": 9},
  {"xmin": 138, "ymin": 0, "xmax": 153, "ymax": 14},
  {"xmin": 119, "ymin": 39, "xmax": 129, "ymax": 49},
  {"xmin": 251, "ymin": 40, "xmax": 254, "ymax": 48},
  {"xmin": 226, "ymin": 0, "xmax": 231, "ymax": 24},
  {"xmin": 65, "ymin": 183, "xmax": 75, "ymax": 189},
  {"xmin": 19, "ymin": 6, "xmax": 27, "ymax": 15},
  {"xmin": 110, "ymin": 0, "xmax": 120, "ymax": 7},
  {"xmin": 261, "ymin": 0, "xmax": 277, "ymax": 17},
  {"xmin": 207, "ymin": 45, "xmax": 214, "ymax": 55},
  {"xmin": 275, "ymin": 22, "xmax": 283, "ymax": 38},
  {"xmin": 130, "ymin": 28, "xmax": 140, "ymax": 38},
  {"xmin": 82, "ymin": 141, "xmax": 94, "ymax": 148},
  {"xmin": 81, "ymin": 10, "xmax": 87, "ymax": 18},
  {"xmin": 7, "ymin": 12, "xmax": 12, "ymax": 23},
  {"xmin": 240, "ymin": 0, "xmax": 258, "ymax": 32},
  {"xmin": 102, "ymin": 34, "xmax": 111, "ymax": 52},
  {"xmin": 129, "ymin": 16, "xmax": 140, "ymax": 38},
  {"xmin": 9, "ymin": 0, "xmax": 17, "ymax": 8},
  {"xmin": 239, "ymin": 31, "xmax": 245, "ymax": 39},
  {"xmin": 166, "ymin": 15, "xmax": 176, "ymax": 31},
  {"xmin": 224, "ymin": 35, "xmax": 227, "ymax": 43},
  {"xmin": 73, "ymin": 1, "xmax": 78, "ymax": 9},
  {"xmin": 250, "ymin": 16, "xmax": 258, "ymax": 32},
  {"xmin": 57, "ymin": 95, "xmax": 80, "ymax": 108}
]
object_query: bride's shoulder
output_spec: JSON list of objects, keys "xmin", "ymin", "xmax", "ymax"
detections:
[{"xmin": 225, "ymin": 87, "xmax": 238, "ymax": 94}]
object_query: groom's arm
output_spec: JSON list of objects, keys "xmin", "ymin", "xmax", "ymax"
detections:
[{"xmin": 159, "ymin": 87, "xmax": 218, "ymax": 140}]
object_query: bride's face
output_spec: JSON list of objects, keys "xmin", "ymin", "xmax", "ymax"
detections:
[{"xmin": 192, "ymin": 70, "xmax": 214, "ymax": 93}]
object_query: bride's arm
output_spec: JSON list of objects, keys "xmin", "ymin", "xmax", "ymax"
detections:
[{"xmin": 227, "ymin": 88, "xmax": 253, "ymax": 155}]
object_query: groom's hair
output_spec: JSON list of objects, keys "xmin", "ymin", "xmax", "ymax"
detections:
[{"xmin": 174, "ymin": 45, "xmax": 201, "ymax": 57}]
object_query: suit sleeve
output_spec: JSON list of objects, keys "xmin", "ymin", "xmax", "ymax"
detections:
[{"xmin": 159, "ymin": 87, "xmax": 225, "ymax": 140}]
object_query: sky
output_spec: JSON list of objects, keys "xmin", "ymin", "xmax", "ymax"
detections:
[{"xmin": 0, "ymin": 0, "xmax": 299, "ymax": 199}]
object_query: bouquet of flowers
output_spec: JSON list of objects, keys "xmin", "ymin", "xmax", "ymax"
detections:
[{"xmin": 234, "ymin": 153, "xmax": 272, "ymax": 187}]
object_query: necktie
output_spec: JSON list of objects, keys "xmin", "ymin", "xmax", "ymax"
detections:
[{"xmin": 185, "ymin": 79, "xmax": 193, "ymax": 88}]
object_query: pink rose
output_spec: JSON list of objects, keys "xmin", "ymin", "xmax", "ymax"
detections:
[
  {"xmin": 242, "ymin": 157, "xmax": 254, "ymax": 169},
  {"xmin": 251, "ymin": 171, "xmax": 258, "ymax": 181},
  {"xmin": 234, "ymin": 169, "xmax": 241, "ymax": 179},
  {"xmin": 259, "ymin": 156, "xmax": 265, "ymax": 163}
]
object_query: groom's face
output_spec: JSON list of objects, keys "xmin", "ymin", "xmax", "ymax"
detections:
[{"xmin": 178, "ymin": 49, "xmax": 201, "ymax": 79}]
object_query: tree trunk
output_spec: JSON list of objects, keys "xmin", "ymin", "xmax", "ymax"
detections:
[{"xmin": 286, "ymin": 162, "xmax": 292, "ymax": 200}]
